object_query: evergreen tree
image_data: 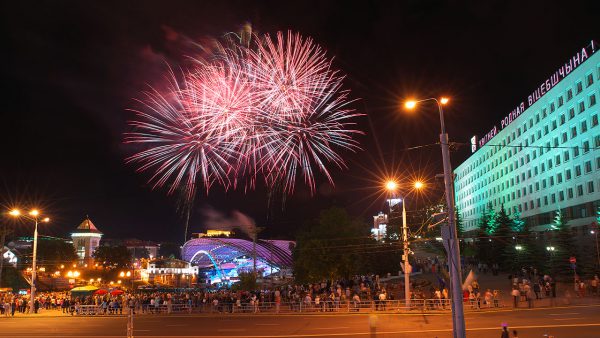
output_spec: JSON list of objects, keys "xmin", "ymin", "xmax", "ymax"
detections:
[
  {"xmin": 546, "ymin": 209, "xmax": 576, "ymax": 278},
  {"xmin": 486, "ymin": 208, "xmax": 498, "ymax": 235},
  {"xmin": 475, "ymin": 205, "xmax": 492, "ymax": 263},
  {"xmin": 511, "ymin": 211, "xmax": 525, "ymax": 233},
  {"xmin": 493, "ymin": 205, "xmax": 512, "ymax": 267},
  {"xmin": 455, "ymin": 206, "xmax": 464, "ymax": 238}
]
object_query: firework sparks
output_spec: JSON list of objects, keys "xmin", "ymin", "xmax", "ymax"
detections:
[{"xmin": 126, "ymin": 30, "xmax": 362, "ymax": 198}]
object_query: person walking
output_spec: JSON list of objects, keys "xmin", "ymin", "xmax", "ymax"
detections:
[{"xmin": 501, "ymin": 324, "xmax": 509, "ymax": 338}]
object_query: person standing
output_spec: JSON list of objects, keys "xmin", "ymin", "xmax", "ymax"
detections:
[{"xmin": 511, "ymin": 288, "xmax": 520, "ymax": 308}]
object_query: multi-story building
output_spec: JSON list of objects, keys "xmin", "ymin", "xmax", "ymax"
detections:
[
  {"xmin": 71, "ymin": 217, "xmax": 102, "ymax": 265},
  {"xmin": 455, "ymin": 41, "xmax": 599, "ymax": 234},
  {"xmin": 372, "ymin": 212, "xmax": 388, "ymax": 241}
]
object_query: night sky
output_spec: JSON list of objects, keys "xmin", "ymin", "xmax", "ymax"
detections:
[{"xmin": 2, "ymin": 0, "xmax": 599, "ymax": 243}]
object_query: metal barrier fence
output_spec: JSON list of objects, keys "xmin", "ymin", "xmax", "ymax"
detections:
[
  {"xmin": 209, "ymin": 299, "xmax": 458, "ymax": 313},
  {"xmin": 73, "ymin": 299, "xmax": 504, "ymax": 315}
]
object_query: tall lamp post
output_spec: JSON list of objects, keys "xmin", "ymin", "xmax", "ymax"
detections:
[
  {"xmin": 385, "ymin": 179, "xmax": 423, "ymax": 309},
  {"xmin": 9, "ymin": 209, "xmax": 50, "ymax": 315},
  {"xmin": 405, "ymin": 97, "xmax": 466, "ymax": 338}
]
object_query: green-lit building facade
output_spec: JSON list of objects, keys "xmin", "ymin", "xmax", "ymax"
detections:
[{"xmin": 454, "ymin": 41, "xmax": 600, "ymax": 234}]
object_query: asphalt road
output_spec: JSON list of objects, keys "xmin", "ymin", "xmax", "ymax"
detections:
[{"xmin": 1, "ymin": 304, "xmax": 599, "ymax": 338}]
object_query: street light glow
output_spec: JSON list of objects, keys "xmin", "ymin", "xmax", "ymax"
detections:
[
  {"xmin": 42, "ymin": 217, "xmax": 50, "ymax": 223},
  {"xmin": 414, "ymin": 181, "xmax": 424, "ymax": 190},
  {"xmin": 440, "ymin": 97, "xmax": 449, "ymax": 105},
  {"xmin": 9, "ymin": 209, "xmax": 20, "ymax": 216},
  {"xmin": 404, "ymin": 100, "xmax": 417, "ymax": 109},
  {"xmin": 29, "ymin": 209, "xmax": 39, "ymax": 217},
  {"xmin": 385, "ymin": 180, "xmax": 398, "ymax": 191}
]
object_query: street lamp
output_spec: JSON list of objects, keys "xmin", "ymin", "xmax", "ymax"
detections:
[
  {"xmin": 404, "ymin": 96, "xmax": 466, "ymax": 338},
  {"xmin": 9, "ymin": 208, "xmax": 50, "ymax": 315},
  {"xmin": 384, "ymin": 179, "xmax": 423, "ymax": 309}
]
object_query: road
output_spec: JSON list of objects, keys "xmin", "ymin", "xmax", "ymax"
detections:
[{"xmin": 1, "ymin": 304, "xmax": 599, "ymax": 337}]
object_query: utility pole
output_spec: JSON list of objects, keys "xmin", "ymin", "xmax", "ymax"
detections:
[{"xmin": 402, "ymin": 201, "xmax": 410, "ymax": 308}]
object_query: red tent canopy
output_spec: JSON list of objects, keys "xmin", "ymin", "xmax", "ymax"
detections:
[{"xmin": 110, "ymin": 289, "xmax": 124, "ymax": 296}]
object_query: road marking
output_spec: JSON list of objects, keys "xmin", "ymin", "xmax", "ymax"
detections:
[
  {"xmin": 553, "ymin": 317, "xmax": 584, "ymax": 320},
  {"xmin": 255, "ymin": 323, "xmax": 280, "ymax": 326},
  {"xmin": 217, "ymin": 328, "xmax": 246, "ymax": 332},
  {"xmin": 166, "ymin": 324, "xmax": 188, "ymax": 326},
  {"xmin": 548, "ymin": 312, "xmax": 579, "ymax": 315},
  {"xmin": 311, "ymin": 327, "xmax": 350, "ymax": 330}
]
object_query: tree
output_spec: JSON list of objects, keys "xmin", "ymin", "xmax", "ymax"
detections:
[
  {"xmin": 158, "ymin": 242, "xmax": 181, "ymax": 259},
  {"xmin": 546, "ymin": 209, "xmax": 576, "ymax": 278},
  {"xmin": 475, "ymin": 206, "xmax": 492, "ymax": 264},
  {"xmin": 455, "ymin": 206, "xmax": 464, "ymax": 238},
  {"xmin": 93, "ymin": 245, "xmax": 132, "ymax": 269},
  {"xmin": 511, "ymin": 211, "xmax": 525, "ymax": 233},
  {"xmin": 293, "ymin": 207, "xmax": 372, "ymax": 283},
  {"xmin": 493, "ymin": 205, "xmax": 512, "ymax": 267},
  {"xmin": 36, "ymin": 238, "xmax": 78, "ymax": 266}
]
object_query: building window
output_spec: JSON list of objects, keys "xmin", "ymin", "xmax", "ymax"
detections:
[
  {"xmin": 575, "ymin": 165, "xmax": 582, "ymax": 177},
  {"xmin": 549, "ymin": 176, "xmax": 555, "ymax": 186},
  {"xmin": 560, "ymin": 114, "xmax": 566, "ymax": 125},
  {"xmin": 544, "ymin": 196, "xmax": 548, "ymax": 205},
  {"xmin": 562, "ymin": 132, "xmax": 568, "ymax": 143},
  {"xmin": 567, "ymin": 188, "xmax": 574, "ymax": 199},
  {"xmin": 588, "ymin": 181, "xmax": 595, "ymax": 193},
  {"xmin": 569, "ymin": 108, "xmax": 576, "ymax": 119},
  {"xmin": 559, "ymin": 191, "xmax": 565, "ymax": 201},
  {"xmin": 557, "ymin": 173, "xmax": 563, "ymax": 183},
  {"xmin": 576, "ymin": 81, "xmax": 583, "ymax": 94},
  {"xmin": 583, "ymin": 140, "xmax": 590, "ymax": 153},
  {"xmin": 551, "ymin": 193, "xmax": 556, "ymax": 204},
  {"xmin": 566, "ymin": 169, "xmax": 572, "ymax": 180},
  {"xmin": 564, "ymin": 150, "xmax": 570, "ymax": 162},
  {"xmin": 558, "ymin": 96, "xmax": 564, "ymax": 107},
  {"xmin": 593, "ymin": 115, "xmax": 599, "ymax": 127},
  {"xmin": 585, "ymin": 160, "xmax": 592, "ymax": 173},
  {"xmin": 577, "ymin": 185, "xmax": 584, "ymax": 196},
  {"xmin": 595, "ymin": 135, "xmax": 600, "ymax": 148},
  {"xmin": 579, "ymin": 101, "xmax": 586, "ymax": 113},
  {"xmin": 597, "ymin": 157, "xmax": 600, "ymax": 169},
  {"xmin": 571, "ymin": 126, "xmax": 578, "ymax": 138},
  {"xmin": 573, "ymin": 146, "xmax": 580, "ymax": 157},
  {"xmin": 542, "ymin": 179, "xmax": 547, "ymax": 188},
  {"xmin": 587, "ymin": 73, "xmax": 595, "ymax": 87},
  {"xmin": 567, "ymin": 89, "xmax": 573, "ymax": 101},
  {"xmin": 581, "ymin": 121, "xmax": 588, "ymax": 133}
]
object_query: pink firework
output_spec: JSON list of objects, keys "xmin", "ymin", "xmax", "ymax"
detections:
[
  {"xmin": 249, "ymin": 31, "xmax": 362, "ymax": 193},
  {"xmin": 126, "ymin": 31, "xmax": 362, "ymax": 198}
]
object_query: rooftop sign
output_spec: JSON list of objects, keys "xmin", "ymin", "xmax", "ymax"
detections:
[{"xmin": 477, "ymin": 40, "xmax": 597, "ymax": 149}]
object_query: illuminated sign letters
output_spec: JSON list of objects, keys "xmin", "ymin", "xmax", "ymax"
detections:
[{"xmin": 476, "ymin": 40, "xmax": 597, "ymax": 150}]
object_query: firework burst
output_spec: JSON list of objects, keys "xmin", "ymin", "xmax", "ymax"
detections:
[{"xmin": 126, "ymin": 30, "xmax": 362, "ymax": 199}]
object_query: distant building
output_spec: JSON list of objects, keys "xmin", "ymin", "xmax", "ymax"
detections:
[
  {"xmin": 372, "ymin": 212, "xmax": 388, "ymax": 241},
  {"xmin": 140, "ymin": 258, "xmax": 198, "ymax": 287},
  {"xmin": 192, "ymin": 229, "xmax": 233, "ymax": 238},
  {"xmin": 71, "ymin": 217, "xmax": 102, "ymax": 265},
  {"xmin": 1, "ymin": 246, "xmax": 18, "ymax": 267},
  {"xmin": 102, "ymin": 238, "xmax": 159, "ymax": 259}
]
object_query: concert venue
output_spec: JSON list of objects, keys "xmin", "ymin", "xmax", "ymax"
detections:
[{"xmin": 181, "ymin": 238, "xmax": 295, "ymax": 285}]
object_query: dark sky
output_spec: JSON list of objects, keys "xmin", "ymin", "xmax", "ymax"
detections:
[{"xmin": 2, "ymin": 0, "xmax": 599, "ymax": 243}]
